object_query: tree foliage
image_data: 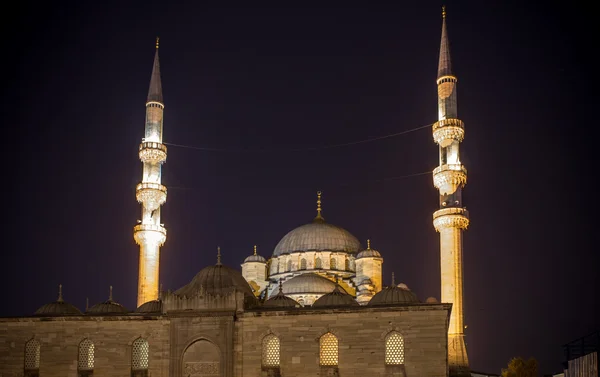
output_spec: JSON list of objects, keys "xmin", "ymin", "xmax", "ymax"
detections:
[{"xmin": 501, "ymin": 357, "xmax": 538, "ymax": 377}]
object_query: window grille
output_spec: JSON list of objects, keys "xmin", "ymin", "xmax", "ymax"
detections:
[
  {"xmin": 300, "ymin": 258, "xmax": 307, "ymax": 270},
  {"xmin": 315, "ymin": 258, "xmax": 322, "ymax": 269},
  {"xmin": 385, "ymin": 332, "xmax": 405, "ymax": 365},
  {"xmin": 345, "ymin": 258, "xmax": 350, "ymax": 271},
  {"xmin": 262, "ymin": 334, "xmax": 280, "ymax": 367},
  {"xmin": 78, "ymin": 339, "xmax": 95, "ymax": 370},
  {"xmin": 24, "ymin": 339, "xmax": 40, "ymax": 370},
  {"xmin": 286, "ymin": 260, "xmax": 292, "ymax": 272},
  {"xmin": 132, "ymin": 338, "xmax": 149, "ymax": 370},
  {"xmin": 330, "ymin": 258, "xmax": 337, "ymax": 270},
  {"xmin": 319, "ymin": 333, "xmax": 338, "ymax": 366}
]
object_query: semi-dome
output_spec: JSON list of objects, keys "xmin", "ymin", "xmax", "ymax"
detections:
[
  {"xmin": 35, "ymin": 285, "xmax": 81, "ymax": 316},
  {"xmin": 356, "ymin": 239, "xmax": 382, "ymax": 259},
  {"xmin": 273, "ymin": 192, "xmax": 362, "ymax": 257},
  {"xmin": 175, "ymin": 258, "xmax": 255, "ymax": 300},
  {"xmin": 282, "ymin": 273, "xmax": 337, "ymax": 295},
  {"xmin": 263, "ymin": 283, "xmax": 300, "ymax": 308},
  {"xmin": 312, "ymin": 284, "xmax": 359, "ymax": 307},
  {"xmin": 87, "ymin": 286, "xmax": 128, "ymax": 314},
  {"xmin": 369, "ymin": 283, "xmax": 420, "ymax": 305},
  {"xmin": 136, "ymin": 299, "xmax": 163, "ymax": 313}
]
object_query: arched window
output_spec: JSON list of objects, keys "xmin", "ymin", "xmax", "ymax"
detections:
[
  {"xmin": 330, "ymin": 257, "xmax": 337, "ymax": 270},
  {"xmin": 286, "ymin": 259, "xmax": 292, "ymax": 272},
  {"xmin": 297, "ymin": 298, "xmax": 305, "ymax": 306},
  {"xmin": 385, "ymin": 331, "xmax": 405, "ymax": 365},
  {"xmin": 300, "ymin": 258, "xmax": 307, "ymax": 270},
  {"xmin": 262, "ymin": 334, "xmax": 280, "ymax": 368},
  {"xmin": 131, "ymin": 337, "xmax": 149, "ymax": 377},
  {"xmin": 24, "ymin": 338, "xmax": 40, "ymax": 377},
  {"xmin": 344, "ymin": 258, "xmax": 350, "ymax": 271},
  {"xmin": 315, "ymin": 257, "xmax": 322, "ymax": 269},
  {"xmin": 78, "ymin": 338, "xmax": 94, "ymax": 376},
  {"xmin": 319, "ymin": 332, "xmax": 338, "ymax": 366}
]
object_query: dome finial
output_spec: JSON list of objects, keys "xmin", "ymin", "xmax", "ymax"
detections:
[
  {"xmin": 253, "ymin": 245, "xmax": 257, "ymax": 256},
  {"xmin": 442, "ymin": 5, "xmax": 446, "ymax": 19},
  {"xmin": 57, "ymin": 284, "xmax": 63, "ymax": 302},
  {"xmin": 367, "ymin": 239, "xmax": 371, "ymax": 250},
  {"xmin": 156, "ymin": 36, "xmax": 160, "ymax": 49},
  {"xmin": 314, "ymin": 191, "xmax": 325, "ymax": 222},
  {"xmin": 278, "ymin": 278, "xmax": 283, "ymax": 294},
  {"xmin": 391, "ymin": 272, "xmax": 395, "ymax": 286},
  {"xmin": 109, "ymin": 285, "xmax": 113, "ymax": 301},
  {"xmin": 217, "ymin": 246, "xmax": 222, "ymax": 265}
]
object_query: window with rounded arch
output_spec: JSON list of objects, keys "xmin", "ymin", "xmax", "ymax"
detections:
[
  {"xmin": 131, "ymin": 337, "xmax": 149, "ymax": 376},
  {"xmin": 385, "ymin": 331, "xmax": 405, "ymax": 365},
  {"xmin": 315, "ymin": 257, "xmax": 322, "ymax": 269},
  {"xmin": 319, "ymin": 332, "xmax": 338, "ymax": 366},
  {"xmin": 286, "ymin": 259, "xmax": 292, "ymax": 272},
  {"xmin": 330, "ymin": 257, "xmax": 337, "ymax": 270},
  {"xmin": 344, "ymin": 258, "xmax": 350, "ymax": 271},
  {"xmin": 300, "ymin": 258, "xmax": 307, "ymax": 270},
  {"xmin": 262, "ymin": 334, "xmax": 280, "ymax": 367},
  {"xmin": 78, "ymin": 338, "xmax": 94, "ymax": 376},
  {"xmin": 24, "ymin": 338, "xmax": 40, "ymax": 376}
]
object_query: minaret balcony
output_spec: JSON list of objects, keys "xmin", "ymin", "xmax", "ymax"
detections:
[
  {"xmin": 433, "ymin": 207, "xmax": 470, "ymax": 231},
  {"xmin": 432, "ymin": 118, "xmax": 464, "ymax": 147},
  {"xmin": 133, "ymin": 224, "xmax": 167, "ymax": 246},
  {"xmin": 433, "ymin": 164, "xmax": 467, "ymax": 195},
  {"xmin": 139, "ymin": 141, "xmax": 167, "ymax": 164},
  {"xmin": 136, "ymin": 182, "xmax": 167, "ymax": 211}
]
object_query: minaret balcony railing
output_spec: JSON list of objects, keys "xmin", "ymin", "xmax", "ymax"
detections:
[
  {"xmin": 133, "ymin": 224, "xmax": 167, "ymax": 246},
  {"xmin": 139, "ymin": 141, "xmax": 167, "ymax": 164},
  {"xmin": 433, "ymin": 164, "xmax": 467, "ymax": 195},
  {"xmin": 432, "ymin": 118, "xmax": 464, "ymax": 147},
  {"xmin": 136, "ymin": 182, "xmax": 167, "ymax": 211},
  {"xmin": 433, "ymin": 207, "xmax": 469, "ymax": 231}
]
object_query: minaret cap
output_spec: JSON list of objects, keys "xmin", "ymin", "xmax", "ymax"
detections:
[
  {"xmin": 147, "ymin": 38, "xmax": 164, "ymax": 103},
  {"xmin": 437, "ymin": 5, "xmax": 453, "ymax": 78}
]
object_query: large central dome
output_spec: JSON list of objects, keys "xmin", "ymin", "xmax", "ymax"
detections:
[{"xmin": 273, "ymin": 220, "xmax": 362, "ymax": 257}]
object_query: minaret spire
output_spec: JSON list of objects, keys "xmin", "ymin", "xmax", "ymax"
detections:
[
  {"xmin": 134, "ymin": 40, "xmax": 168, "ymax": 307},
  {"xmin": 432, "ymin": 8, "xmax": 470, "ymax": 377},
  {"xmin": 438, "ymin": 6, "xmax": 453, "ymax": 79}
]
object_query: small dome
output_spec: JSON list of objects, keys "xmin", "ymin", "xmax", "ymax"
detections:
[
  {"xmin": 175, "ymin": 263, "xmax": 255, "ymax": 300},
  {"xmin": 312, "ymin": 285, "xmax": 359, "ymax": 307},
  {"xmin": 369, "ymin": 283, "xmax": 420, "ymax": 305},
  {"xmin": 425, "ymin": 297, "xmax": 438, "ymax": 303},
  {"xmin": 356, "ymin": 240, "xmax": 382, "ymax": 259},
  {"xmin": 282, "ymin": 273, "xmax": 337, "ymax": 295},
  {"xmin": 35, "ymin": 300, "xmax": 82, "ymax": 316},
  {"xmin": 263, "ymin": 285, "xmax": 299, "ymax": 308},
  {"xmin": 34, "ymin": 285, "xmax": 82, "ymax": 316},
  {"xmin": 244, "ymin": 246, "xmax": 266, "ymax": 263},
  {"xmin": 87, "ymin": 286, "xmax": 128, "ymax": 314},
  {"xmin": 136, "ymin": 299, "xmax": 163, "ymax": 313}
]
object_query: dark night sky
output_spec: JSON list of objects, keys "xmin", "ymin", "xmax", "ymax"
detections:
[{"xmin": 2, "ymin": 1, "xmax": 596, "ymax": 374}]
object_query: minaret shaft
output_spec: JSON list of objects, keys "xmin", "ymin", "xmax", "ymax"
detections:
[
  {"xmin": 134, "ymin": 46, "xmax": 167, "ymax": 307},
  {"xmin": 432, "ymin": 10, "xmax": 470, "ymax": 377}
]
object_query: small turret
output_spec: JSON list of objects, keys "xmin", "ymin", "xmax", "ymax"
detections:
[
  {"xmin": 241, "ymin": 245, "xmax": 269, "ymax": 298},
  {"xmin": 354, "ymin": 239, "xmax": 383, "ymax": 305}
]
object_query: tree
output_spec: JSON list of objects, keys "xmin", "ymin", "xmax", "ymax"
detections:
[{"xmin": 501, "ymin": 357, "xmax": 538, "ymax": 377}]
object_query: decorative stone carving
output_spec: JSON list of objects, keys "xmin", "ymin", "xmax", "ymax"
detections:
[
  {"xmin": 432, "ymin": 118, "xmax": 464, "ymax": 147},
  {"xmin": 133, "ymin": 224, "xmax": 167, "ymax": 246},
  {"xmin": 433, "ymin": 164, "xmax": 467, "ymax": 195},
  {"xmin": 139, "ymin": 141, "xmax": 167, "ymax": 164},
  {"xmin": 136, "ymin": 182, "xmax": 167, "ymax": 211},
  {"xmin": 433, "ymin": 208, "xmax": 469, "ymax": 231}
]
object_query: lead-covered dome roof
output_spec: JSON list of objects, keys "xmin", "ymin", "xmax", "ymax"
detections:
[
  {"xmin": 35, "ymin": 285, "xmax": 82, "ymax": 316},
  {"xmin": 87, "ymin": 286, "xmax": 128, "ymax": 314},
  {"xmin": 273, "ymin": 192, "xmax": 362, "ymax": 257},
  {"xmin": 135, "ymin": 299, "xmax": 163, "ymax": 314},
  {"xmin": 312, "ymin": 285, "xmax": 359, "ymax": 307},
  {"xmin": 369, "ymin": 283, "xmax": 420, "ymax": 305},
  {"xmin": 282, "ymin": 273, "xmax": 337, "ymax": 295},
  {"xmin": 264, "ymin": 283, "xmax": 300, "ymax": 308},
  {"xmin": 243, "ymin": 245, "xmax": 266, "ymax": 263},
  {"xmin": 175, "ymin": 262, "xmax": 255, "ymax": 300}
]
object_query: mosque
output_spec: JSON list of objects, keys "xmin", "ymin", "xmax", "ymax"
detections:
[{"xmin": 0, "ymin": 9, "xmax": 472, "ymax": 377}]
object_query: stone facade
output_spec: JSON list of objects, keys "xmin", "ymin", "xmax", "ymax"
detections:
[{"xmin": 0, "ymin": 303, "xmax": 450, "ymax": 377}]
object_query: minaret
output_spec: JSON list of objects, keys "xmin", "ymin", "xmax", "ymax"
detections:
[
  {"xmin": 431, "ymin": 7, "xmax": 470, "ymax": 377},
  {"xmin": 134, "ymin": 38, "xmax": 168, "ymax": 307}
]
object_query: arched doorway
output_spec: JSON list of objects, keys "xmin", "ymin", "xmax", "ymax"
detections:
[{"xmin": 182, "ymin": 339, "xmax": 221, "ymax": 377}]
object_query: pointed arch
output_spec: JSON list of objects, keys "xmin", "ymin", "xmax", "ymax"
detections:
[
  {"xmin": 300, "ymin": 258, "xmax": 307, "ymax": 270},
  {"xmin": 286, "ymin": 259, "xmax": 292, "ymax": 272},
  {"xmin": 261, "ymin": 334, "xmax": 280, "ymax": 367},
  {"xmin": 385, "ymin": 331, "xmax": 405, "ymax": 365},
  {"xmin": 330, "ymin": 257, "xmax": 337, "ymax": 270},
  {"xmin": 319, "ymin": 332, "xmax": 338, "ymax": 366},
  {"xmin": 315, "ymin": 257, "xmax": 322, "ymax": 269},
  {"xmin": 132, "ymin": 337, "xmax": 149, "ymax": 376},
  {"xmin": 78, "ymin": 338, "xmax": 94, "ymax": 375},
  {"xmin": 24, "ymin": 338, "xmax": 40, "ymax": 375},
  {"xmin": 344, "ymin": 257, "xmax": 350, "ymax": 271}
]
